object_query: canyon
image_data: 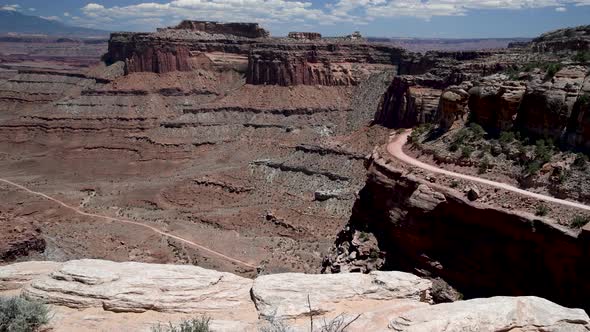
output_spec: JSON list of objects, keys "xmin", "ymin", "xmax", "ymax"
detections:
[{"xmin": 1, "ymin": 19, "xmax": 590, "ymax": 331}]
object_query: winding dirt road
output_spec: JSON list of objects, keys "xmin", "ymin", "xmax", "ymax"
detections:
[
  {"xmin": 0, "ymin": 178, "xmax": 257, "ymax": 269},
  {"xmin": 387, "ymin": 131, "xmax": 590, "ymax": 212}
]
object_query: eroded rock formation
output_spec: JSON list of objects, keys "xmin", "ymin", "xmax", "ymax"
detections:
[
  {"xmin": 169, "ymin": 20, "xmax": 270, "ymax": 39},
  {"xmin": 1, "ymin": 259, "xmax": 588, "ymax": 331},
  {"xmin": 326, "ymin": 150, "xmax": 590, "ymax": 312}
]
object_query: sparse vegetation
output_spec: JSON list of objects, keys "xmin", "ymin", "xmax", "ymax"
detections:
[
  {"xmin": 0, "ymin": 296, "xmax": 50, "ymax": 332},
  {"xmin": 358, "ymin": 232, "xmax": 369, "ymax": 242},
  {"xmin": 573, "ymin": 51, "xmax": 590, "ymax": 63},
  {"xmin": 573, "ymin": 153, "xmax": 588, "ymax": 169},
  {"xmin": 259, "ymin": 296, "xmax": 361, "ymax": 332},
  {"xmin": 151, "ymin": 316, "xmax": 211, "ymax": 332},
  {"xmin": 450, "ymin": 180, "xmax": 459, "ymax": 188},
  {"xmin": 535, "ymin": 204, "xmax": 549, "ymax": 217},
  {"xmin": 461, "ymin": 146, "xmax": 473, "ymax": 159},
  {"xmin": 544, "ymin": 63, "xmax": 563, "ymax": 81},
  {"xmin": 571, "ymin": 215, "xmax": 590, "ymax": 229},
  {"xmin": 478, "ymin": 157, "xmax": 491, "ymax": 174},
  {"xmin": 578, "ymin": 93, "xmax": 590, "ymax": 106}
]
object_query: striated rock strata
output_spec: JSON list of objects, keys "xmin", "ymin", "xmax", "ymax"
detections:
[{"xmin": 327, "ymin": 150, "xmax": 590, "ymax": 312}]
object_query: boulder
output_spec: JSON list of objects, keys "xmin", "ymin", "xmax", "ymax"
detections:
[
  {"xmin": 251, "ymin": 271, "xmax": 432, "ymax": 319},
  {"xmin": 22, "ymin": 259, "xmax": 255, "ymax": 315},
  {"xmin": 389, "ymin": 296, "xmax": 590, "ymax": 331}
]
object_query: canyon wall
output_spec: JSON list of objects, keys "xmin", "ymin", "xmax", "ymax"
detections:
[
  {"xmin": 327, "ymin": 151, "xmax": 590, "ymax": 312},
  {"xmin": 104, "ymin": 24, "xmax": 406, "ymax": 85}
]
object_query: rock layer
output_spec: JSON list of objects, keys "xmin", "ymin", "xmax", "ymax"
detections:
[
  {"xmin": 2, "ymin": 259, "xmax": 589, "ymax": 332},
  {"xmin": 327, "ymin": 150, "xmax": 590, "ymax": 312}
]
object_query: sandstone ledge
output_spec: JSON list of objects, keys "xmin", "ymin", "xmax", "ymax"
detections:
[{"xmin": 0, "ymin": 259, "xmax": 588, "ymax": 331}]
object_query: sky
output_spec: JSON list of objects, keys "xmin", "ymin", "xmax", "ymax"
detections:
[{"xmin": 1, "ymin": 0, "xmax": 589, "ymax": 38}]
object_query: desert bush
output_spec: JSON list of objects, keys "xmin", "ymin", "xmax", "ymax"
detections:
[
  {"xmin": 461, "ymin": 146, "xmax": 473, "ymax": 159},
  {"xmin": 578, "ymin": 94, "xmax": 590, "ymax": 106},
  {"xmin": 450, "ymin": 180, "xmax": 459, "ymax": 188},
  {"xmin": 499, "ymin": 131, "xmax": 516, "ymax": 144},
  {"xmin": 573, "ymin": 153, "xmax": 588, "ymax": 169},
  {"xmin": 535, "ymin": 204, "xmax": 549, "ymax": 217},
  {"xmin": 544, "ymin": 63, "xmax": 563, "ymax": 81},
  {"xmin": 573, "ymin": 51, "xmax": 590, "ymax": 63},
  {"xmin": 0, "ymin": 296, "xmax": 50, "ymax": 332},
  {"xmin": 478, "ymin": 157, "xmax": 491, "ymax": 174},
  {"xmin": 151, "ymin": 316, "xmax": 211, "ymax": 332},
  {"xmin": 571, "ymin": 215, "xmax": 590, "ymax": 229},
  {"xmin": 469, "ymin": 123, "xmax": 486, "ymax": 140}
]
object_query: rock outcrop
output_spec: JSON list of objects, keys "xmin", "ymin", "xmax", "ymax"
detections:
[
  {"xmin": 326, "ymin": 150, "xmax": 590, "ymax": 312},
  {"xmin": 251, "ymin": 271, "xmax": 432, "ymax": 319},
  {"xmin": 374, "ymin": 75, "xmax": 442, "ymax": 128},
  {"xmin": 288, "ymin": 32, "xmax": 322, "ymax": 40},
  {"xmin": 468, "ymin": 75, "xmax": 526, "ymax": 133},
  {"xmin": 105, "ymin": 23, "xmax": 404, "ymax": 83},
  {"xmin": 23, "ymin": 259, "xmax": 254, "ymax": 313},
  {"xmin": 517, "ymin": 66, "xmax": 588, "ymax": 140},
  {"xmin": 530, "ymin": 25, "xmax": 590, "ymax": 53},
  {"xmin": 389, "ymin": 296, "xmax": 590, "ymax": 332},
  {"xmin": 169, "ymin": 21, "xmax": 270, "ymax": 39},
  {"xmin": 438, "ymin": 86, "xmax": 469, "ymax": 130},
  {"xmin": 1, "ymin": 259, "xmax": 589, "ymax": 331}
]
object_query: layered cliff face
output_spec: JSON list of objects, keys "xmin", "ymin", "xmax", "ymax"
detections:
[
  {"xmin": 373, "ymin": 50, "xmax": 537, "ymax": 128},
  {"xmin": 105, "ymin": 26, "xmax": 405, "ymax": 85},
  {"xmin": 1, "ymin": 259, "xmax": 589, "ymax": 331},
  {"xmin": 530, "ymin": 25, "xmax": 590, "ymax": 52},
  {"xmin": 327, "ymin": 150, "xmax": 590, "ymax": 311},
  {"xmin": 170, "ymin": 20, "xmax": 270, "ymax": 38},
  {"xmin": 468, "ymin": 75, "xmax": 526, "ymax": 133}
]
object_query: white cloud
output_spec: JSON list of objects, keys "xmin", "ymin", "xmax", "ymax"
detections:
[
  {"xmin": 28, "ymin": 8, "xmax": 36, "ymax": 11},
  {"xmin": 1, "ymin": 4, "xmax": 20, "ymax": 11},
  {"xmin": 41, "ymin": 16, "xmax": 61, "ymax": 21},
  {"xmin": 555, "ymin": 6, "xmax": 567, "ymax": 11},
  {"xmin": 75, "ymin": 0, "xmax": 589, "ymax": 31},
  {"xmin": 64, "ymin": 12, "xmax": 70, "ymax": 17}
]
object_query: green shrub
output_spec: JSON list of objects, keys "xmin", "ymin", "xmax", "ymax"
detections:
[
  {"xmin": 478, "ymin": 157, "xmax": 491, "ymax": 174},
  {"xmin": 535, "ymin": 204, "xmax": 549, "ymax": 217},
  {"xmin": 0, "ymin": 296, "xmax": 50, "ymax": 332},
  {"xmin": 499, "ymin": 131, "xmax": 515, "ymax": 144},
  {"xmin": 578, "ymin": 94, "xmax": 590, "ymax": 106},
  {"xmin": 461, "ymin": 146, "xmax": 473, "ymax": 159},
  {"xmin": 544, "ymin": 63, "xmax": 563, "ymax": 81},
  {"xmin": 525, "ymin": 160, "xmax": 542, "ymax": 175},
  {"xmin": 151, "ymin": 317, "xmax": 211, "ymax": 332},
  {"xmin": 573, "ymin": 153, "xmax": 588, "ymax": 169},
  {"xmin": 573, "ymin": 51, "xmax": 590, "ymax": 63},
  {"xmin": 469, "ymin": 123, "xmax": 486, "ymax": 140},
  {"xmin": 450, "ymin": 180, "xmax": 459, "ymax": 188},
  {"xmin": 358, "ymin": 232, "xmax": 369, "ymax": 242},
  {"xmin": 571, "ymin": 215, "xmax": 590, "ymax": 229}
]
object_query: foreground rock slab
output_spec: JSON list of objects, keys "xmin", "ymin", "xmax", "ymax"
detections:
[
  {"xmin": 389, "ymin": 296, "xmax": 590, "ymax": 332},
  {"xmin": 23, "ymin": 259, "xmax": 255, "ymax": 316},
  {"xmin": 251, "ymin": 271, "xmax": 432, "ymax": 319},
  {"xmin": 1, "ymin": 260, "xmax": 589, "ymax": 331}
]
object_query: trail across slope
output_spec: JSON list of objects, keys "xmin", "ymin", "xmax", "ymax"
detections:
[
  {"xmin": 387, "ymin": 131, "xmax": 590, "ymax": 212},
  {"xmin": 0, "ymin": 178, "xmax": 257, "ymax": 269}
]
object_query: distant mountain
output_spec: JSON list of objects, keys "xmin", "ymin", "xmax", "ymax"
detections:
[{"xmin": 0, "ymin": 10, "xmax": 109, "ymax": 37}]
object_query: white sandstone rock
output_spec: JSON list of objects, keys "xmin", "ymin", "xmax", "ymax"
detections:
[
  {"xmin": 252, "ymin": 271, "xmax": 432, "ymax": 319},
  {"xmin": 388, "ymin": 296, "xmax": 590, "ymax": 332}
]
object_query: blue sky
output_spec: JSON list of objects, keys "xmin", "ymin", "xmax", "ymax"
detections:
[{"xmin": 2, "ymin": 0, "xmax": 590, "ymax": 37}]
